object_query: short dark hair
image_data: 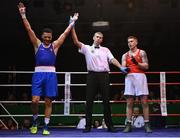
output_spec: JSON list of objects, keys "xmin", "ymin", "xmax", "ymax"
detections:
[
  {"xmin": 127, "ymin": 36, "xmax": 138, "ymax": 41},
  {"xmin": 42, "ymin": 28, "xmax": 53, "ymax": 34}
]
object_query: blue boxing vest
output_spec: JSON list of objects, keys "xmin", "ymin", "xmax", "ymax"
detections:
[{"xmin": 35, "ymin": 43, "xmax": 56, "ymax": 66}]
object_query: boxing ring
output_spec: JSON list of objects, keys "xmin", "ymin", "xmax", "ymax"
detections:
[{"xmin": 0, "ymin": 71, "xmax": 180, "ymax": 138}]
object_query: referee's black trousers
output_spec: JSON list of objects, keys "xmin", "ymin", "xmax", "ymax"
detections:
[{"xmin": 85, "ymin": 72, "xmax": 113, "ymax": 128}]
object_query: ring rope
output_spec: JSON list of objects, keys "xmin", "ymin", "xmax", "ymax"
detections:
[
  {"xmin": 0, "ymin": 82, "xmax": 180, "ymax": 87},
  {"xmin": 1, "ymin": 71, "xmax": 180, "ymax": 74},
  {"xmin": 1, "ymin": 71, "xmax": 180, "ymax": 128},
  {"xmin": 1, "ymin": 113, "xmax": 180, "ymax": 117},
  {"xmin": 1, "ymin": 99, "xmax": 180, "ymax": 104}
]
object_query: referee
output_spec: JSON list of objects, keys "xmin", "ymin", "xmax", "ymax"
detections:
[{"xmin": 71, "ymin": 17, "xmax": 129, "ymax": 133}]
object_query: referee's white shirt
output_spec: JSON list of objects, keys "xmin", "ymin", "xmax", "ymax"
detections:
[{"xmin": 79, "ymin": 43, "xmax": 114, "ymax": 72}]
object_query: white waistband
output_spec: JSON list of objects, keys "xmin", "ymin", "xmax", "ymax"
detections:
[{"xmin": 35, "ymin": 66, "xmax": 56, "ymax": 72}]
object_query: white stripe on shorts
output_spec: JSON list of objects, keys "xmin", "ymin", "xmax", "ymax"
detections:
[{"xmin": 35, "ymin": 66, "xmax": 56, "ymax": 72}]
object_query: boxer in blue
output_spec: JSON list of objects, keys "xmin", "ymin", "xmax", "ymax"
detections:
[{"xmin": 18, "ymin": 2, "xmax": 78, "ymax": 135}]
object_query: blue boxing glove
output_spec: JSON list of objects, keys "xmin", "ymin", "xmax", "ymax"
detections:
[
  {"xmin": 69, "ymin": 17, "xmax": 75, "ymax": 28},
  {"xmin": 120, "ymin": 67, "xmax": 130, "ymax": 74},
  {"xmin": 69, "ymin": 13, "xmax": 78, "ymax": 28}
]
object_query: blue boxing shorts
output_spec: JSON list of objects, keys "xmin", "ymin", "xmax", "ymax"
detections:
[{"xmin": 32, "ymin": 72, "xmax": 58, "ymax": 97}]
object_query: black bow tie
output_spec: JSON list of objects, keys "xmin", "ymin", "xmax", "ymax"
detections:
[{"xmin": 94, "ymin": 46, "xmax": 100, "ymax": 49}]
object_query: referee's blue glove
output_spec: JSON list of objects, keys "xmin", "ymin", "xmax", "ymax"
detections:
[{"xmin": 120, "ymin": 67, "xmax": 130, "ymax": 74}]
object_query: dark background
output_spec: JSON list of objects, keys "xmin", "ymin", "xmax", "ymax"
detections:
[
  {"xmin": 1, "ymin": 0, "xmax": 180, "ymax": 71},
  {"xmin": 1, "ymin": 1, "xmax": 180, "ymax": 128}
]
